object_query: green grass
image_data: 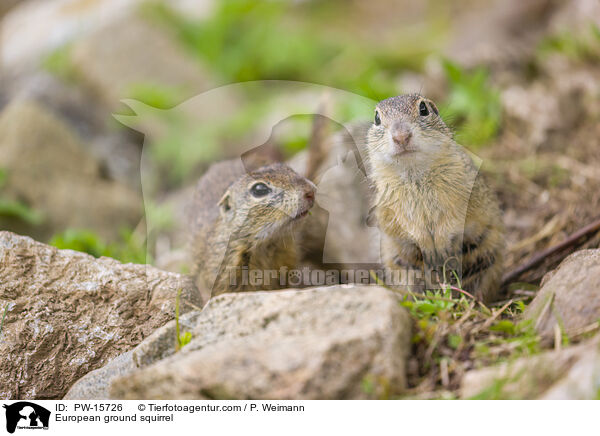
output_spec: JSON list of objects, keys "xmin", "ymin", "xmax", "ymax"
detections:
[
  {"xmin": 141, "ymin": 0, "xmax": 434, "ymax": 101},
  {"xmin": 537, "ymin": 24, "xmax": 600, "ymax": 62},
  {"xmin": 440, "ymin": 60, "xmax": 501, "ymax": 147},
  {"xmin": 175, "ymin": 289, "xmax": 192, "ymax": 352},
  {"xmin": 133, "ymin": 0, "xmax": 411, "ymax": 183},
  {"xmin": 369, "ymin": 269, "xmax": 541, "ymax": 396},
  {"xmin": 467, "ymin": 369, "xmax": 527, "ymax": 400},
  {"xmin": 0, "ymin": 199, "xmax": 44, "ymax": 226},
  {"xmin": 127, "ymin": 82, "xmax": 188, "ymax": 110},
  {"xmin": 42, "ymin": 43, "xmax": 77, "ymax": 82},
  {"xmin": 474, "ymin": 319, "xmax": 540, "ymax": 360},
  {"xmin": 43, "ymin": 1, "xmax": 502, "ymax": 185},
  {"xmin": 0, "ymin": 169, "xmax": 44, "ymax": 226},
  {"xmin": 49, "ymin": 228, "xmax": 147, "ymax": 264}
]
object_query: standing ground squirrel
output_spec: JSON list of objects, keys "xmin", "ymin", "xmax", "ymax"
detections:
[
  {"xmin": 189, "ymin": 159, "xmax": 316, "ymax": 298},
  {"xmin": 366, "ymin": 94, "xmax": 505, "ymax": 302}
]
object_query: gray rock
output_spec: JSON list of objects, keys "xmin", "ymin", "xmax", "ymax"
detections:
[
  {"xmin": 501, "ymin": 84, "xmax": 564, "ymax": 148},
  {"xmin": 524, "ymin": 249, "xmax": 600, "ymax": 343},
  {"xmin": 444, "ymin": 0, "xmax": 552, "ymax": 70},
  {"xmin": 65, "ymin": 311, "xmax": 202, "ymax": 400},
  {"xmin": 461, "ymin": 337, "xmax": 600, "ymax": 399},
  {"xmin": 1, "ymin": 72, "xmax": 143, "ymax": 189},
  {"xmin": 0, "ymin": 231, "xmax": 202, "ymax": 400},
  {"xmin": 1, "ymin": 0, "xmax": 214, "ymax": 74},
  {"xmin": 0, "ymin": 99, "xmax": 142, "ymax": 241},
  {"xmin": 501, "ymin": 75, "xmax": 590, "ymax": 148},
  {"xmin": 63, "ymin": 351, "xmax": 136, "ymax": 401},
  {"xmin": 70, "ymin": 15, "xmax": 214, "ymax": 109},
  {"xmin": 108, "ymin": 285, "xmax": 412, "ymax": 400},
  {"xmin": 0, "ymin": 0, "xmax": 19, "ymax": 19},
  {"xmin": 540, "ymin": 338, "xmax": 600, "ymax": 400},
  {"xmin": 0, "ymin": 0, "xmax": 146, "ymax": 73}
]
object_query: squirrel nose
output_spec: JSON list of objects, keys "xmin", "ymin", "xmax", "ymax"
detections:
[
  {"xmin": 304, "ymin": 187, "xmax": 315, "ymax": 206},
  {"xmin": 391, "ymin": 122, "xmax": 412, "ymax": 148},
  {"xmin": 302, "ymin": 181, "xmax": 316, "ymax": 206}
]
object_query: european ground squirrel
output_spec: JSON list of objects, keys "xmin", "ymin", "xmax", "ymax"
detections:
[
  {"xmin": 189, "ymin": 159, "xmax": 316, "ymax": 298},
  {"xmin": 366, "ymin": 94, "xmax": 505, "ymax": 302}
]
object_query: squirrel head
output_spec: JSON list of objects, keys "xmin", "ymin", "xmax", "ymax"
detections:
[
  {"xmin": 218, "ymin": 163, "xmax": 316, "ymax": 242},
  {"xmin": 367, "ymin": 94, "xmax": 453, "ymax": 168}
]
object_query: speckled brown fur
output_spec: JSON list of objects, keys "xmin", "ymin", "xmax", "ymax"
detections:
[
  {"xmin": 189, "ymin": 160, "xmax": 316, "ymax": 298},
  {"xmin": 366, "ymin": 94, "xmax": 505, "ymax": 302}
]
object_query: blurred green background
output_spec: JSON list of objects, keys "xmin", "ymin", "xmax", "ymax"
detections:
[{"xmin": 1, "ymin": 0, "xmax": 598, "ymax": 266}]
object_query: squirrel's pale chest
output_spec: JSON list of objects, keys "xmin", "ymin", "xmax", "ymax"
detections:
[{"xmin": 377, "ymin": 182, "xmax": 470, "ymax": 250}]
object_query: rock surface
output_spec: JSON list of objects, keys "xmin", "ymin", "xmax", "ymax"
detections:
[
  {"xmin": 461, "ymin": 337, "xmax": 600, "ymax": 399},
  {"xmin": 0, "ymin": 231, "xmax": 202, "ymax": 400},
  {"xmin": 65, "ymin": 311, "xmax": 202, "ymax": 400},
  {"xmin": 446, "ymin": 0, "xmax": 553, "ymax": 70},
  {"xmin": 71, "ymin": 15, "xmax": 213, "ymax": 108},
  {"xmin": 0, "ymin": 99, "xmax": 142, "ymax": 241},
  {"xmin": 0, "ymin": 0, "xmax": 19, "ymax": 19},
  {"xmin": 524, "ymin": 249, "xmax": 600, "ymax": 343},
  {"xmin": 102, "ymin": 285, "xmax": 411, "ymax": 400},
  {"xmin": 0, "ymin": 0, "xmax": 146, "ymax": 73},
  {"xmin": 501, "ymin": 66, "xmax": 597, "ymax": 147},
  {"xmin": 4, "ymin": 73, "xmax": 143, "ymax": 188},
  {"xmin": 540, "ymin": 338, "xmax": 600, "ymax": 400}
]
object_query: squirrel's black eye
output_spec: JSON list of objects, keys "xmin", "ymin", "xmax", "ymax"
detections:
[
  {"xmin": 419, "ymin": 101, "xmax": 429, "ymax": 116},
  {"xmin": 374, "ymin": 111, "xmax": 381, "ymax": 126},
  {"xmin": 250, "ymin": 182, "xmax": 271, "ymax": 198}
]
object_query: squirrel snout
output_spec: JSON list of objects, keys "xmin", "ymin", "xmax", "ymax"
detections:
[
  {"xmin": 390, "ymin": 122, "xmax": 413, "ymax": 151},
  {"xmin": 303, "ymin": 185, "xmax": 316, "ymax": 207}
]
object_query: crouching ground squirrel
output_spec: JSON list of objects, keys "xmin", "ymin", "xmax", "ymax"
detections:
[
  {"xmin": 366, "ymin": 94, "xmax": 505, "ymax": 302},
  {"xmin": 189, "ymin": 159, "xmax": 316, "ymax": 298}
]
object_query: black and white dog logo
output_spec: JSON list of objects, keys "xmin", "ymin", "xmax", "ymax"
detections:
[{"xmin": 3, "ymin": 402, "xmax": 50, "ymax": 434}]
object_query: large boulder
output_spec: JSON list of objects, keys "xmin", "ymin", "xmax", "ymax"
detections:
[
  {"xmin": 0, "ymin": 231, "xmax": 202, "ymax": 400},
  {"xmin": 70, "ymin": 285, "xmax": 412, "ymax": 400},
  {"xmin": 0, "ymin": 99, "xmax": 142, "ymax": 241},
  {"xmin": 524, "ymin": 249, "xmax": 600, "ymax": 343}
]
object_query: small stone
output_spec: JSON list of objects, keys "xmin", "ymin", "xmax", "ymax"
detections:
[{"xmin": 524, "ymin": 249, "xmax": 600, "ymax": 343}]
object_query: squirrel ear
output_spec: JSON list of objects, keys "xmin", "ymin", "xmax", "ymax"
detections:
[{"xmin": 218, "ymin": 191, "xmax": 234, "ymax": 220}]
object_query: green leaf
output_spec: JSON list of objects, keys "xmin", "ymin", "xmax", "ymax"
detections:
[{"xmin": 441, "ymin": 60, "xmax": 501, "ymax": 147}]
